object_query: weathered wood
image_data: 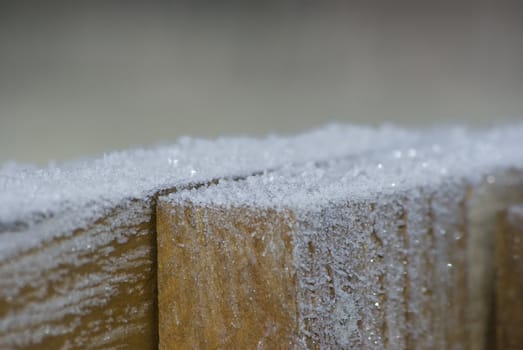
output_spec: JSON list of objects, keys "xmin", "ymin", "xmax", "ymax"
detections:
[
  {"xmin": 157, "ymin": 204, "xmax": 298, "ymax": 349},
  {"xmin": 0, "ymin": 125, "xmax": 415, "ymax": 348},
  {"xmin": 0, "ymin": 200, "xmax": 158, "ymax": 349},
  {"xmin": 1, "ymin": 124, "xmax": 522, "ymax": 349},
  {"xmin": 157, "ymin": 192, "xmax": 442, "ymax": 349},
  {"xmin": 153, "ymin": 191, "xmax": 425, "ymax": 348},
  {"xmin": 157, "ymin": 169, "xmax": 523, "ymax": 349},
  {"xmin": 466, "ymin": 171, "xmax": 523, "ymax": 349},
  {"xmin": 496, "ymin": 204, "xmax": 523, "ymax": 350}
]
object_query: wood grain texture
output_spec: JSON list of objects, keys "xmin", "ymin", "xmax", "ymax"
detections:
[
  {"xmin": 157, "ymin": 202, "xmax": 298, "ymax": 349},
  {"xmin": 157, "ymin": 171, "xmax": 523, "ymax": 350},
  {"xmin": 496, "ymin": 204, "xmax": 523, "ymax": 350},
  {"xmin": 1, "ymin": 165, "xmax": 521, "ymax": 349},
  {"xmin": 0, "ymin": 200, "xmax": 157, "ymax": 349},
  {"xmin": 157, "ymin": 187, "xmax": 474, "ymax": 349},
  {"xmin": 466, "ymin": 171, "xmax": 523, "ymax": 350}
]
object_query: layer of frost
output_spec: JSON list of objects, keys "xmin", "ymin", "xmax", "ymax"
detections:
[{"xmin": 169, "ymin": 124, "xmax": 523, "ymax": 210}]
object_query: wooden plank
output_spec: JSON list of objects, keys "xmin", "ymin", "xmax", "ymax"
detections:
[
  {"xmin": 373, "ymin": 197, "xmax": 409, "ymax": 349},
  {"xmin": 155, "ymin": 187, "xmax": 458, "ymax": 348},
  {"xmin": 496, "ymin": 204, "xmax": 523, "ymax": 350},
  {"xmin": 466, "ymin": 171, "xmax": 523, "ymax": 349},
  {"xmin": 1, "ymin": 124, "xmax": 521, "ymax": 349},
  {"xmin": 403, "ymin": 189, "xmax": 437, "ymax": 348},
  {"xmin": 157, "ymin": 203, "xmax": 298, "ymax": 349},
  {"xmin": 0, "ymin": 125, "xmax": 417, "ymax": 348},
  {"xmin": 158, "ymin": 168, "xmax": 523, "ymax": 349},
  {"xmin": 431, "ymin": 182, "xmax": 471, "ymax": 349},
  {"xmin": 0, "ymin": 200, "xmax": 158, "ymax": 349}
]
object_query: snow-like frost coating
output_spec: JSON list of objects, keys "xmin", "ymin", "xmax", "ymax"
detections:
[
  {"xmin": 0, "ymin": 124, "xmax": 420, "ymax": 258},
  {"xmin": 170, "ymin": 124, "xmax": 523, "ymax": 210},
  {"xmin": 164, "ymin": 123, "xmax": 523, "ymax": 348}
]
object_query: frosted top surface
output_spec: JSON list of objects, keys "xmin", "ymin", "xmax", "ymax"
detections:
[
  {"xmin": 0, "ymin": 125, "xmax": 417, "ymax": 227},
  {"xmin": 169, "ymin": 124, "xmax": 523, "ymax": 211}
]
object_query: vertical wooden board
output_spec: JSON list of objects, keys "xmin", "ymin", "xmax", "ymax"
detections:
[
  {"xmin": 157, "ymin": 200, "xmax": 298, "ymax": 350},
  {"xmin": 431, "ymin": 183, "xmax": 469, "ymax": 349},
  {"xmin": 374, "ymin": 197, "xmax": 409, "ymax": 349},
  {"xmin": 496, "ymin": 205, "xmax": 523, "ymax": 350},
  {"xmin": 158, "ymin": 190, "xmax": 475, "ymax": 349},
  {"xmin": 371, "ymin": 190, "xmax": 440, "ymax": 350},
  {"xmin": 294, "ymin": 202, "xmax": 379, "ymax": 348},
  {"xmin": 342, "ymin": 202, "xmax": 386, "ymax": 349},
  {"xmin": 291, "ymin": 209, "xmax": 326, "ymax": 350},
  {"xmin": 0, "ymin": 201, "xmax": 157, "ymax": 349},
  {"xmin": 156, "ymin": 171, "xmax": 523, "ymax": 350},
  {"xmin": 157, "ymin": 198, "xmax": 394, "ymax": 349},
  {"xmin": 404, "ymin": 189, "xmax": 437, "ymax": 349},
  {"xmin": 359, "ymin": 201, "xmax": 388, "ymax": 349},
  {"xmin": 466, "ymin": 171, "xmax": 523, "ymax": 349}
]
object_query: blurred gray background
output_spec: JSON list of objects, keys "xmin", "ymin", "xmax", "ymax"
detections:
[{"xmin": 1, "ymin": 1, "xmax": 522, "ymax": 164}]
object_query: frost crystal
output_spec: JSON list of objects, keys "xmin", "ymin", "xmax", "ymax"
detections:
[
  {"xmin": 2, "ymin": 123, "xmax": 523, "ymax": 349},
  {"xmin": 162, "ymin": 123, "xmax": 523, "ymax": 348}
]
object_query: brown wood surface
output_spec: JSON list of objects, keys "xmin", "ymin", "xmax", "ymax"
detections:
[
  {"xmin": 0, "ymin": 200, "xmax": 158, "ymax": 349},
  {"xmin": 157, "ymin": 172, "xmax": 523, "ymax": 350},
  {"xmin": 157, "ymin": 202, "xmax": 298, "ymax": 349},
  {"xmin": 467, "ymin": 171, "xmax": 523, "ymax": 350},
  {"xmin": 156, "ymin": 189, "xmax": 470, "ymax": 349},
  {"xmin": 496, "ymin": 204, "xmax": 523, "ymax": 350},
  {"xmin": 1, "ymin": 170, "xmax": 521, "ymax": 349}
]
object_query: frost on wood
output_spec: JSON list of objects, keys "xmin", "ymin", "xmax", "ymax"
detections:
[
  {"xmin": 160, "ymin": 124, "xmax": 523, "ymax": 349},
  {"xmin": 466, "ymin": 172, "xmax": 523, "ymax": 349},
  {"xmin": 0, "ymin": 124, "xmax": 415, "ymax": 242},
  {"xmin": 2, "ymin": 123, "xmax": 523, "ymax": 349},
  {"xmin": 0, "ymin": 125, "xmax": 419, "ymax": 348},
  {"xmin": 0, "ymin": 201, "xmax": 157, "ymax": 349},
  {"xmin": 496, "ymin": 204, "xmax": 523, "ymax": 350},
  {"xmin": 156, "ymin": 205, "xmax": 298, "ymax": 349}
]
